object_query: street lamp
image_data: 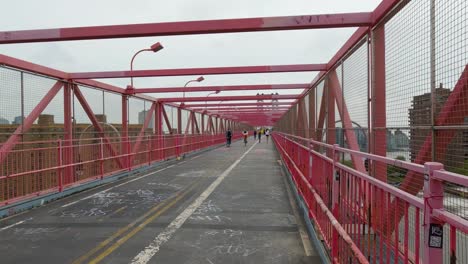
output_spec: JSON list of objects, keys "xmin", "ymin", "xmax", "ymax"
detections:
[
  {"xmin": 182, "ymin": 76, "xmax": 204, "ymax": 103},
  {"xmin": 204, "ymin": 90, "xmax": 220, "ymax": 113},
  {"xmin": 127, "ymin": 42, "xmax": 164, "ymax": 92}
]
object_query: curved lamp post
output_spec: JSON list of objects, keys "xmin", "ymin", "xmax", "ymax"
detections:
[
  {"xmin": 127, "ymin": 42, "xmax": 164, "ymax": 92},
  {"xmin": 181, "ymin": 76, "xmax": 204, "ymax": 106},
  {"xmin": 204, "ymin": 90, "xmax": 220, "ymax": 113}
]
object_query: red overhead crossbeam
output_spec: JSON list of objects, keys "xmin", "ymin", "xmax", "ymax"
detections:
[
  {"xmin": 69, "ymin": 64, "xmax": 326, "ymax": 79},
  {"xmin": 184, "ymin": 102, "xmax": 293, "ymax": 107},
  {"xmin": 0, "ymin": 54, "xmax": 155, "ymax": 102},
  {"xmin": 133, "ymin": 83, "xmax": 309, "ymax": 93},
  {"xmin": 0, "ymin": 13, "xmax": 372, "ymax": 44},
  {"xmin": 195, "ymin": 107, "xmax": 289, "ymax": 111},
  {"xmin": 159, "ymin": 94, "xmax": 299, "ymax": 103}
]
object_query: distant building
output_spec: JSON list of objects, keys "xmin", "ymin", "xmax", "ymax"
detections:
[
  {"xmin": 408, "ymin": 86, "xmax": 451, "ymax": 162},
  {"xmin": 138, "ymin": 110, "xmax": 154, "ymax": 129},
  {"xmin": 335, "ymin": 125, "xmax": 368, "ymax": 152},
  {"xmin": 0, "ymin": 117, "xmax": 9, "ymax": 125},
  {"xmin": 394, "ymin": 129, "xmax": 409, "ymax": 149},
  {"xmin": 12, "ymin": 116, "xmax": 24, "ymax": 125}
]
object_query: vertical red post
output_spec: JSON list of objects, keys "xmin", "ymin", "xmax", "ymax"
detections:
[
  {"xmin": 309, "ymin": 87, "xmax": 316, "ymax": 140},
  {"xmin": 326, "ymin": 77, "xmax": 336, "ymax": 157},
  {"xmin": 122, "ymin": 95, "xmax": 129, "ymax": 170},
  {"xmin": 372, "ymin": 25, "xmax": 387, "ymax": 181},
  {"xmin": 63, "ymin": 82, "xmax": 73, "ymax": 184},
  {"xmin": 155, "ymin": 102, "xmax": 163, "ymax": 160},
  {"xmin": 99, "ymin": 137, "xmax": 104, "ymax": 180},
  {"xmin": 423, "ymin": 162, "xmax": 444, "ymax": 264},
  {"xmin": 177, "ymin": 107, "xmax": 182, "ymax": 135},
  {"xmin": 372, "ymin": 24, "xmax": 387, "ymax": 230},
  {"xmin": 331, "ymin": 143, "xmax": 340, "ymax": 260},
  {"xmin": 57, "ymin": 139, "xmax": 63, "ymax": 192},
  {"xmin": 201, "ymin": 113, "xmax": 205, "ymax": 134}
]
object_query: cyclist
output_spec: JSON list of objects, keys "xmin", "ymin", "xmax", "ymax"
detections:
[{"xmin": 242, "ymin": 130, "xmax": 248, "ymax": 146}]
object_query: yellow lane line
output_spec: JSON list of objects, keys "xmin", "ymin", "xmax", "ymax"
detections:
[
  {"xmin": 98, "ymin": 206, "xmax": 127, "ymax": 222},
  {"xmin": 72, "ymin": 181, "xmax": 200, "ymax": 264},
  {"xmin": 88, "ymin": 181, "xmax": 201, "ymax": 264}
]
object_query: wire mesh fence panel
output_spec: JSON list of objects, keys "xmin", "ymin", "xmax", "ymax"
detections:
[{"xmin": 0, "ymin": 67, "xmax": 21, "ymax": 140}]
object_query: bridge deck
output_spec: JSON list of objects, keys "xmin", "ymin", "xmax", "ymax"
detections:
[{"xmin": 0, "ymin": 140, "xmax": 321, "ymax": 263}]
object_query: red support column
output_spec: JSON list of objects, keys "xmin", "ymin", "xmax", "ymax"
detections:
[
  {"xmin": 309, "ymin": 87, "xmax": 316, "ymax": 139},
  {"xmin": 371, "ymin": 24, "xmax": 387, "ymax": 232},
  {"xmin": 326, "ymin": 77, "xmax": 336, "ymax": 157},
  {"xmin": 201, "ymin": 113, "xmax": 205, "ymax": 134},
  {"xmin": 423, "ymin": 162, "xmax": 444, "ymax": 264},
  {"xmin": 63, "ymin": 82, "xmax": 73, "ymax": 185},
  {"xmin": 122, "ymin": 95, "xmax": 129, "ymax": 169},
  {"xmin": 177, "ymin": 107, "xmax": 182, "ymax": 135},
  {"xmin": 372, "ymin": 24, "xmax": 387, "ymax": 181},
  {"xmin": 155, "ymin": 102, "xmax": 162, "ymax": 160}
]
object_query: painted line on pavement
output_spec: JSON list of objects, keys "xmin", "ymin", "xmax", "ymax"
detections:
[
  {"xmin": 130, "ymin": 142, "xmax": 258, "ymax": 264},
  {"xmin": 62, "ymin": 167, "xmax": 169, "ymax": 208}
]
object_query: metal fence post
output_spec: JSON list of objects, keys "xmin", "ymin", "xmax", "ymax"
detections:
[
  {"xmin": 99, "ymin": 137, "xmax": 104, "ymax": 180},
  {"xmin": 148, "ymin": 135, "xmax": 152, "ymax": 165},
  {"xmin": 331, "ymin": 143, "xmax": 340, "ymax": 260},
  {"xmin": 57, "ymin": 139, "xmax": 63, "ymax": 192},
  {"xmin": 423, "ymin": 162, "xmax": 444, "ymax": 264}
]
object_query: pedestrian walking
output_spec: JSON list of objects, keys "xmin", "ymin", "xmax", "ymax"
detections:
[
  {"xmin": 253, "ymin": 129, "xmax": 257, "ymax": 140},
  {"xmin": 258, "ymin": 128, "xmax": 262, "ymax": 143},
  {"xmin": 242, "ymin": 130, "xmax": 248, "ymax": 146},
  {"xmin": 265, "ymin": 129, "xmax": 270, "ymax": 144},
  {"xmin": 225, "ymin": 128, "xmax": 232, "ymax": 147}
]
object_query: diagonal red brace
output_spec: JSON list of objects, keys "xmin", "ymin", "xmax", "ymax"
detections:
[
  {"xmin": 73, "ymin": 85, "xmax": 125, "ymax": 169},
  {"xmin": 0, "ymin": 81, "xmax": 63, "ymax": 165}
]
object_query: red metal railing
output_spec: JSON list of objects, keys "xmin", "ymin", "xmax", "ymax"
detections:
[
  {"xmin": 273, "ymin": 132, "xmax": 468, "ymax": 264},
  {"xmin": 0, "ymin": 133, "xmax": 240, "ymax": 206}
]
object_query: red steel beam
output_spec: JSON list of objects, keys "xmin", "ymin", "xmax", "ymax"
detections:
[
  {"xmin": 130, "ymin": 102, "xmax": 156, "ymax": 163},
  {"xmin": 73, "ymin": 86, "xmax": 125, "ymax": 169},
  {"xmin": 69, "ymin": 64, "xmax": 327, "ymax": 79},
  {"xmin": 0, "ymin": 81, "xmax": 63, "ymax": 165},
  {"xmin": 184, "ymin": 102, "xmax": 293, "ymax": 107},
  {"xmin": 0, "ymin": 13, "xmax": 372, "ymax": 44},
  {"xmin": 194, "ymin": 107, "xmax": 289, "ymax": 111},
  {"xmin": 0, "ymin": 54, "xmax": 155, "ymax": 102},
  {"xmin": 160, "ymin": 94, "xmax": 299, "ymax": 103},
  {"xmin": 134, "ymin": 83, "xmax": 310, "ymax": 93}
]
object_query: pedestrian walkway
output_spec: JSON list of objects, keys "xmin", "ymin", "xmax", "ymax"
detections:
[{"xmin": 0, "ymin": 140, "xmax": 321, "ymax": 264}]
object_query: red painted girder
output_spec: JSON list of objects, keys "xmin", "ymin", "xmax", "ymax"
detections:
[
  {"xmin": 134, "ymin": 83, "xmax": 310, "ymax": 93},
  {"xmin": 160, "ymin": 94, "xmax": 299, "ymax": 103},
  {"xmin": 0, "ymin": 81, "xmax": 63, "ymax": 165},
  {"xmin": 130, "ymin": 102, "xmax": 156, "ymax": 163},
  {"xmin": 195, "ymin": 107, "xmax": 289, "ymax": 111},
  {"xmin": 69, "ymin": 64, "xmax": 327, "ymax": 79},
  {"xmin": 0, "ymin": 54, "xmax": 67, "ymax": 79},
  {"xmin": 73, "ymin": 86, "xmax": 125, "ymax": 169},
  {"xmin": 372, "ymin": 0, "xmax": 408, "ymax": 24},
  {"xmin": 0, "ymin": 54, "xmax": 156, "ymax": 102},
  {"xmin": 0, "ymin": 13, "xmax": 372, "ymax": 44},
  {"xmin": 184, "ymin": 102, "xmax": 293, "ymax": 107}
]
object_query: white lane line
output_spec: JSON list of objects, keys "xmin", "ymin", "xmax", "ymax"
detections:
[
  {"xmin": 166, "ymin": 165, "xmax": 175, "ymax": 169},
  {"xmin": 61, "ymin": 167, "xmax": 170, "ymax": 208},
  {"xmin": 190, "ymin": 155, "xmax": 201, "ymax": 160},
  {"xmin": 179, "ymin": 161, "xmax": 187, "ymax": 164},
  {"xmin": 130, "ymin": 142, "xmax": 258, "ymax": 264},
  {"xmin": 0, "ymin": 217, "xmax": 32, "ymax": 232}
]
